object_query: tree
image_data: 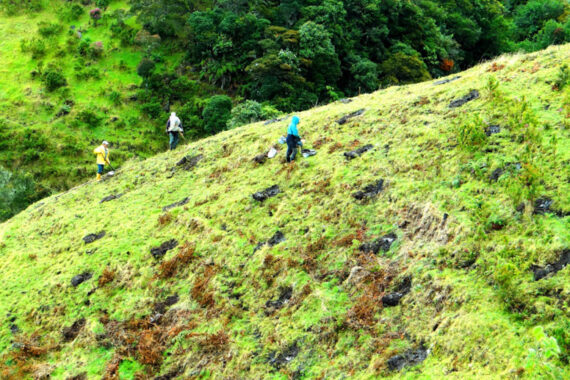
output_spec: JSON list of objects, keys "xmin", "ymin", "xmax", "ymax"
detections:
[{"xmin": 202, "ymin": 95, "xmax": 232, "ymax": 134}]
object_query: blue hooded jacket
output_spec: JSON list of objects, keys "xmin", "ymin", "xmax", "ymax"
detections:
[{"xmin": 287, "ymin": 116, "xmax": 300, "ymax": 137}]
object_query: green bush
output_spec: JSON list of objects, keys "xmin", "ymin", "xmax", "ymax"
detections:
[
  {"xmin": 227, "ymin": 100, "xmax": 282, "ymax": 129},
  {"xmin": 0, "ymin": 167, "xmax": 36, "ymax": 222},
  {"xmin": 141, "ymin": 101, "xmax": 163, "ymax": 119},
  {"xmin": 20, "ymin": 38, "xmax": 46, "ymax": 59},
  {"xmin": 202, "ymin": 95, "xmax": 232, "ymax": 134},
  {"xmin": 455, "ymin": 115, "xmax": 487, "ymax": 152},
  {"xmin": 137, "ymin": 58, "xmax": 156, "ymax": 79},
  {"xmin": 58, "ymin": 3, "xmax": 84, "ymax": 22},
  {"xmin": 554, "ymin": 64, "xmax": 569, "ymax": 91},
  {"xmin": 42, "ymin": 70, "xmax": 68, "ymax": 92},
  {"xmin": 77, "ymin": 108, "xmax": 102, "ymax": 128},
  {"xmin": 381, "ymin": 53, "xmax": 432, "ymax": 85},
  {"xmin": 1, "ymin": 0, "xmax": 43, "ymax": 15},
  {"xmin": 38, "ymin": 22, "xmax": 63, "ymax": 38}
]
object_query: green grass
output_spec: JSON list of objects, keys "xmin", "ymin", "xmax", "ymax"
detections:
[{"xmin": 0, "ymin": 44, "xmax": 569, "ymax": 379}]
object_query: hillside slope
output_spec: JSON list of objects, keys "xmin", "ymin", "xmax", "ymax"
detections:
[{"xmin": 1, "ymin": 45, "xmax": 569, "ymax": 379}]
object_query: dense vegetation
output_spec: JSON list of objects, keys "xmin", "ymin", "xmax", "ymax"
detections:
[
  {"xmin": 1, "ymin": 0, "xmax": 569, "ymax": 220},
  {"xmin": 0, "ymin": 44, "xmax": 568, "ymax": 379}
]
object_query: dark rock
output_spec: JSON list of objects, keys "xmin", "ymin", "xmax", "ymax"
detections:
[
  {"xmin": 100, "ymin": 194, "xmax": 123, "ymax": 203},
  {"xmin": 268, "ymin": 342, "xmax": 299, "ymax": 369},
  {"xmin": 434, "ymin": 76, "xmax": 461, "ymax": 85},
  {"xmin": 151, "ymin": 239, "xmax": 179, "ymax": 259},
  {"xmin": 165, "ymin": 294, "xmax": 179, "ymax": 306},
  {"xmin": 449, "ymin": 89, "xmax": 479, "ymax": 108},
  {"xmin": 534, "ymin": 198, "xmax": 554, "ymax": 215},
  {"xmin": 162, "ymin": 197, "xmax": 189, "ymax": 212},
  {"xmin": 175, "ymin": 154, "xmax": 203, "ymax": 171},
  {"xmin": 82, "ymin": 231, "xmax": 105, "ymax": 244},
  {"xmin": 252, "ymin": 185, "xmax": 280, "ymax": 202},
  {"xmin": 382, "ymin": 276, "xmax": 412, "ymax": 307},
  {"xmin": 10, "ymin": 324, "xmax": 20, "ymax": 334},
  {"xmin": 301, "ymin": 149, "xmax": 317, "ymax": 158},
  {"xmin": 485, "ymin": 125, "xmax": 501, "ymax": 136},
  {"xmin": 264, "ymin": 117, "xmax": 287, "ymax": 126},
  {"xmin": 339, "ymin": 98, "xmax": 352, "ymax": 104},
  {"xmin": 253, "ymin": 154, "xmax": 267, "ymax": 164},
  {"xmin": 489, "ymin": 168, "xmax": 504, "ymax": 182},
  {"xmin": 337, "ymin": 109, "xmax": 365, "ymax": 125},
  {"xmin": 344, "ymin": 144, "xmax": 374, "ymax": 160},
  {"xmin": 353, "ymin": 179, "xmax": 384, "ymax": 200},
  {"xmin": 516, "ymin": 203, "xmax": 525, "ymax": 213},
  {"xmin": 71, "ymin": 272, "xmax": 92, "ymax": 287},
  {"xmin": 532, "ymin": 249, "xmax": 570, "ymax": 281},
  {"xmin": 360, "ymin": 232, "xmax": 397, "ymax": 254},
  {"xmin": 62, "ymin": 318, "xmax": 86, "ymax": 342},
  {"xmin": 268, "ymin": 231, "xmax": 285, "ymax": 246},
  {"xmin": 387, "ymin": 347, "xmax": 428, "ymax": 371},
  {"xmin": 265, "ymin": 286, "xmax": 293, "ymax": 311}
]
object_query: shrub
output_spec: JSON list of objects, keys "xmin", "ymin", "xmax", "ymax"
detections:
[
  {"xmin": 0, "ymin": 167, "xmax": 36, "ymax": 222},
  {"xmin": 554, "ymin": 64, "xmax": 569, "ymax": 91},
  {"xmin": 78, "ymin": 108, "xmax": 102, "ymax": 128},
  {"xmin": 380, "ymin": 52, "xmax": 432, "ymax": 85},
  {"xmin": 42, "ymin": 70, "xmax": 67, "ymax": 92},
  {"xmin": 109, "ymin": 91, "xmax": 122, "ymax": 106},
  {"xmin": 141, "ymin": 101, "xmax": 163, "ymax": 119},
  {"xmin": 1, "ymin": 0, "xmax": 43, "ymax": 15},
  {"xmin": 90, "ymin": 8, "xmax": 102, "ymax": 26},
  {"xmin": 37, "ymin": 22, "xmax": 63, "ymax": 38},
  {"xmin": 58, "ymin": 3, "xmax": 84, "ymax": 21},
  {"xmin": 137, "ymin": 58, "xmax": 155, "ymax": 79},
  {"xmin": 202, "ymin": 95, "xmax": 232, "ymax": 134},
  {"xmin": 455, "ymin": 114, "xmax": 487, "ymax": 152},
  {"xmin": 90, "ymin": 41, "xmax": 104, "ymax": 59},
  {"xmin": 20, "ymin": 38, "xmax": 46, "ymax": 59},
  {"xmin": 227, "ymin": 100, "xmax": 263, "ymax": 129}
]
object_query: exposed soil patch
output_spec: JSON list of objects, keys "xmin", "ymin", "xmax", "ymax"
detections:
[
  {"xmin": 387, "ymin": 347, "xmax": 427, "ymax": 371},
  {"xmin": 337, "ymin": 109, "xmax": 365, "ymax": 125},
  {"xmin": 353, "ymin": 179, "xmax": 384, "ymax": 200},
  {"xmin": 83, "ymin": 231, "xmax": 106, "ymax": 244},
  {"xmin": 434, "ymin": 76, "xmax": 461, "ymax": 85},
  {"xmin": 382, "ymin": 276, "xmax": 412, "ymax": 307},
  {"xmin": 268, "ymin": 342, "xmax": 299, "ymax": 369},
  {"xmin": 359, "ymin": 232, "xmax": 397, "ymax": 255},
  {"xmin": 100, "ymin": 194, "xmax": 123, "ymax": 204},
  {"xmin": 485, "ymin": 125, "xmax": 501, "ymax": 136},
  {"xmin": 62, "ymin": 318, "xmax": 86, "ymax": 342},
  {"xmin": 151, "ymin": 239, "xmax": 179, "ymax": 259},
  {"xmin": 532, "ymin": 249, "xmax": 570, "ymax": 281},
  {"xmin": 253, "ymin": 185, "xmax": 280, "ymax": 202},
  {"xmin": 265, "ymin": 286, "xmax": 293, "ymax": 313},
  {"xmin": 401, "ymin": 204, "xmax": 449, "ymax": 244},
  {"xmin": 175, "ymin": 154, "xmax": 203, "ymax": 171},
  {"xmin": 71, "ymin": 272, "xmax": 92, "ymax": 287},
  {"xmin": 344, "ymin": 144, "xmax": 374, "ymax": 160},
  {"xmin": 449, "ymin": 89, "xmax": 479, "ymax": 108},
  {"xmin": 162, "ymin": 197, "xmax": 189, "ymax": 212}
]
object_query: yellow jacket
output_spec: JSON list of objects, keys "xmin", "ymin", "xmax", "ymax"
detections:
[{"xmin": 94, "ymin": 145, "xmax": 110, "ymax": 165}]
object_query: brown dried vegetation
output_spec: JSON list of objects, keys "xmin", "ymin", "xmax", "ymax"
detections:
[{"xmin": 156, "ymin": 242, "xmax": 196, "ymax": 279}]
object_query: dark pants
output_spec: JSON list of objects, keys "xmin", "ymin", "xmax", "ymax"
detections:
[
  {"xmin": 169, "ymin": 132, "xmax": 180, "ymax": 150},
  {"xmin": 97, "ymin": 164, "xmax": 104, "ymax": 174},
  {"xmin": 286, "ymin": 134, "xmax": 300, "ymax": 162}
]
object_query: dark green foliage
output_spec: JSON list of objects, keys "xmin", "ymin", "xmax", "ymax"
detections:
[
  {"xmin": 137, "ymin": 58, "xmax": 156, "ymax": 79},
  {"xmin": 380, "ymin": 53, "xmax": 432, "ymax": 85},
  {"xmin": 109, "ymin": 91, "xmax": 122, "ymax": 106},
  {"xmin": 227, "ymin": 100, "xmax": 281, "ymax": 129},
  {"xmin": 58, "ymin": 3, "xmax": 85, "ymax": 22},
  {"xmin": 77, "ymin": 108, "xmax": 103, "ymax": 128},
  {"xmin": 20, "ymin": 38, "xmax": 46, "ymax": 59},
  {"xmin": 42, "ymin": 70, "xmax": 67, "ymax": 92},
  {"xmin": 141, "ymin": 101, "xmax": 163, "ymax": 119},
  {"xmin": 0, "ymin": 167, "xmax": 36, "ymax": 222},
  {"xmin": 202, "ymin": 95, "xmax": 232, "ymax": 134},
  {"xmin": 554, "ymin": 64, "xmax": 569, "ymax": 91},
  {"xmin": 37, "ymin": 22, "xmax": 63, "ymax": 38}
]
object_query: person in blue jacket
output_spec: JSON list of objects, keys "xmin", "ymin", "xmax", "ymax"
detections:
[{"xmin": 286, "ymin": 116, "xmax": 303, "ymax": 162}]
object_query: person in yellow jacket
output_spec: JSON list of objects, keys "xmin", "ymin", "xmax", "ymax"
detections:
[{"xmin": 94, "ymin": 141, "xmax": 110, "ymax": 181}]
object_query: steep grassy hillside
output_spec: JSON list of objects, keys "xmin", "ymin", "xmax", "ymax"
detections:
[
  {"xmin": 0, "ymin": 1, "xmax": 167, "ymax": 203},
  {"xmin": 1, "ymin": 45, "xmax": 569, "ymax": 379}
]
